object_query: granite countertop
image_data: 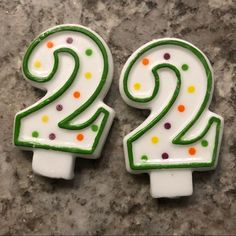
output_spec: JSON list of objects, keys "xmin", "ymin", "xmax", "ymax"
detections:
[{"xmin": 0, "ymin": 0, "xmax": 235, "ymax": 235}]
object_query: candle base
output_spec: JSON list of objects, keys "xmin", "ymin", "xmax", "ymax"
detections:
[
  {"xmin": 32, "ymin": 149, "xmax": 75, "ymax": 180},
  {"xmin": 149, "ymin": 169, "xmax": 193, "ymax": 198}
]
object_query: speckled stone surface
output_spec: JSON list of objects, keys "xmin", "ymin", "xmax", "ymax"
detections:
[{"xmin": 0, "ymin": 0, "xmax": 235, "ymax": 235}]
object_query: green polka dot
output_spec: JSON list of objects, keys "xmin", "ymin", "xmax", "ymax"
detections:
[
  {"xmin": 141, "ymin": 155, "xmax": 148, "ymax": 161},
  {"xmin": 91, "ymin": 125, "xmax": 98, "ymax": 132},
  {"xmin": 32, "ymin": 131, "xmax": 39, "ymax": 138},
  {"xmin": 85, "ymin": 48, "xmax": 93, "ymax": 56},
  {"xmin": 182, "ymin": 64, "xmax": 189, "ymax": 71},
  {"xmin": 201, "ymin": 140, "xmax": 208, "ymax": 147}
]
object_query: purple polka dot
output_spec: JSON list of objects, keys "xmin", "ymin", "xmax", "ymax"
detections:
[
  {"xmin": 56, "ymin": 104, "xmax": 63, "ymax": 111},
  {"xmin": 66, "ymin": 37, "xmax": 73, "ymax": 44},
  {"xmin": 164, "ymin": 53, "xmax": 170, "ymax": 60},
  {"xmin": 49, "ymin": 133, "xmax": 56, "ymax": 140},
  {"xmin": 164, "ymin": 122, "xmax": 171, "ymax": 129},
  {"xmin": 162, "ymin": 153, "xmax": 169, "ymax": 159}
]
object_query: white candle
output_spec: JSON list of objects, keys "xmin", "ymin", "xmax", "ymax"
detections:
[
  {"xmin": 14, "ymin": 24, "xmax": 114, "ymax": 179},
  {"xmin": 119, "ymin": 38, "xmax": 223, "ymax": 198}
]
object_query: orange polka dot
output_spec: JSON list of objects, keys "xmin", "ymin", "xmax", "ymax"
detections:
[
  {"xmin": 76, "ymin": 133, "xmax": 84, "ymax": 141},
  {"xmin": 142, "ymin": 58, "xmax": 149, "ymax": 65},
  {"xmin": 73, "ymin": 91, "xmax": 80, "ymax": 98},
  {"xmin": 47, "ymin": 41, "xmax": 54, "ymax": 48},
  {"xmin": 178, "ymin": 104, "xmax": 185, "ymax": 112},
  {"xmin": 188, "ymin": 147, "xmax": 196, "ymax": 156}
]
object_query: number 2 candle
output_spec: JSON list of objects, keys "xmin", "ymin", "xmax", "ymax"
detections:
[
  {"xmin": 14, "ymin": 24, "xmax": 114, "ymax": 179},
  {"xmin": 120, "ymin": 38, "xmax": 223, "ymax": 198}
]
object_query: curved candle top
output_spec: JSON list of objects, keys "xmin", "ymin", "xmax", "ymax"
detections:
[
  {"xmin": 119, "ymin": 38, "xmax": 223, "ymax": 198},
  {"xmin": 14, "ymin": 24, "xmax": 115, "ymax": 179}
]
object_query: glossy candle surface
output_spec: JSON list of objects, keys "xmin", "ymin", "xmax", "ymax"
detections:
[
  {"xmin": 14, "ymin": 25, "xmax": 115, "ymax": 179},
  {"xmin": 119, "ymin": 38, "xmax": 223, "ymax": 198}
]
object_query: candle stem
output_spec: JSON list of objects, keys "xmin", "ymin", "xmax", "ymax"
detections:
[
  {"xmin": 149, "ymin": 169, "xmax": 193, "ymax": 198},
  {"xmin": 32, "ymin": 149, "xmax": 75, "ymax": 180}
]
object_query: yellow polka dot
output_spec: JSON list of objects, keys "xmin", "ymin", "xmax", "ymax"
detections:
[
  {"xmin": 134, "ymin": 83, "xmax": 141, "ymax": 90},
  {"xmin": 85, "ymin": 72, "xmax": 92, "ymax": 79},
  {"xmin": 34, "ymin": 60, "xmax": 42, "ymax": 68},
  {"xmin": 151, "ymin": 136, "xmax": 159, "ymax": 144},
  {"xmin": 41, "ymin": 115, "xmax": 49, "ymax": 123},
  {"xmin": 187, "ymin": 86, "xmax": 195, "ymax": 93}
]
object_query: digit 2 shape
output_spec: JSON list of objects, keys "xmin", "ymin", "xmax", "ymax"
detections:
[
  {"xmin": 119, "ymin": 38, "xmax": 224, "ymax": 198},
  {"xmin": 14, "ymin": 25, "xmax": 115, "ymax": 179}
]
